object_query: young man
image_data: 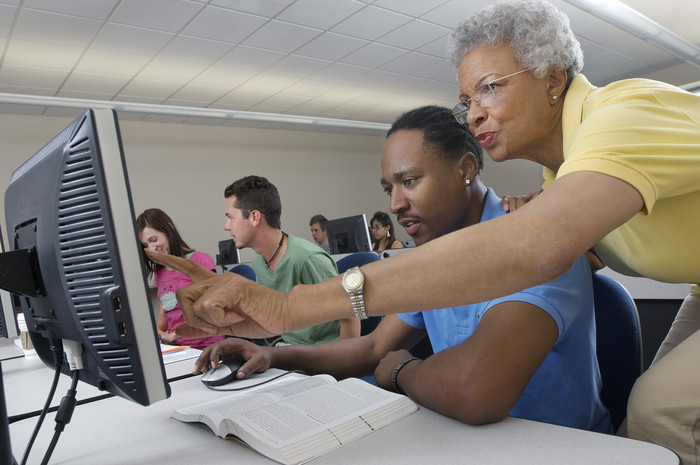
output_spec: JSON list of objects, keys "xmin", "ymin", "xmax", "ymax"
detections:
[
  {"xmin": 309, "ymin": 214, "xmax": 330, "ymax": 254},
  {"xmin": 191, "ymin": 107, "xmax": 612, "ymax": 433},
  {"xmin": 223, "ymin": 176, "xmax": 359, "ymax": 343}
]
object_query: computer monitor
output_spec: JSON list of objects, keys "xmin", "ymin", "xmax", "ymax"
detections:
[
  {"xmin": 0, "ymin": 228, "xmax": 19, "ymax": 339},
  {"xmin": 326, "ymin": 214, "xmax": 373, "ymax": 254},
  {"xmin": 216, "ymin": 239, "xmax": 240, "ymax": 268},
  {"xmin": 1, "ymin": 109, "xmax": 170, "ymax": 407}
]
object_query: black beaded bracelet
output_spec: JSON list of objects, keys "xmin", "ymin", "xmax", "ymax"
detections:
[{"xmin": 391, "ymin": 357, "xmax": 419, "ymax": 394}]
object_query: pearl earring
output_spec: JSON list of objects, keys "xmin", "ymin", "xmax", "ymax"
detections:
[
  {"xmin": 552, "ymin": 95, "xmax": 558, "ymax": 100},
  {"xmin": 465, "ymin": 179, "xmax": 471, "ymax": 186}
]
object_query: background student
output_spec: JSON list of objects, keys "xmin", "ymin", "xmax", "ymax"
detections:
[
  {"xmin": 224, "ymin": 176, "xmax": 360, "ymax": 343},
  {"xmin": 137, "ymin": 208, "xmax": 224, "ymax": 350},
  {"xmin": 370, "ymin": 211, "xmax": 404, "ymax": 252},
  {"xmin": 309, "ymin": 214, "xmax": 331, "ymax": 253}
]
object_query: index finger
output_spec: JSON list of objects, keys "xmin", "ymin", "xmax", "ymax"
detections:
[{"xmin": 144, "ymin": 249, "xmax": 216, "ymax": 282}]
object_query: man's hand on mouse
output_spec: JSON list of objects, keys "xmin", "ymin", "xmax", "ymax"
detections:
[
  {"xmin": 194, "ymin": 338, "xmax": 274, "ymax": 379},
  {"xmin": 145, "ymin": 249, "xmax": 292, "ymax": 339}
]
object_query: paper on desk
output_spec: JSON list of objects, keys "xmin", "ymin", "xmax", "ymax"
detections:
[{"xmin": 160, "ymin": 344, "xmax": 202, "ymax": 364}]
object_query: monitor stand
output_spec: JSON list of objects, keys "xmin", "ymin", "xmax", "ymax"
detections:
[{"xmin": 0, "ymin": 363, "xmax": 18, "ymax": 465}]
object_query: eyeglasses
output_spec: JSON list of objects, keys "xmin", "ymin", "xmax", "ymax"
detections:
[
  {"xmin": 452, "ymin": 69, "xmax": 529, "ymax": 125},
  {"xmin": 371, "ymin": 225, "xmax": 386, "ymax": 230}
]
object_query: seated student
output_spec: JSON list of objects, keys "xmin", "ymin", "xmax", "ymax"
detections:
[
  {"xmin": 309, "ymin": 214, "xmax": 331, "ymax": 254},
  {"xmin": 223, "ymin": 176, "xmax": 360, "ymax": 343},
  {"xmin": 188, "ymin": 106, "xmax": 612, "ymax": 433},
  {"xmin": 137, "ymin": 208, "xmax": 224, "ymax": 350},
  {"xmin": 370, "ymin": 211, "xmax": 404, "ymax": 252}
]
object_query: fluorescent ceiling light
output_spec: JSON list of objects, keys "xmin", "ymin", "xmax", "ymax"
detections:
[
  {"xmin": 315, "ymin": 119, "xmax": 390, "ymax": 131},
  {"xmin": 235, "ymin": 113, "xmax": 315, "ymax": 125},
  {"xmin": 565, "ymin": 0, "xmax": 700, "ymax": 67},
  {"xmin": 0, "ymin": 93, "xmax": 389, "ymax": 133}
]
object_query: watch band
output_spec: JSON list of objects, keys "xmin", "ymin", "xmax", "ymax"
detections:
[{"xmin": 349, "ymin": 291, "xmax": 367, "ymax": 320}]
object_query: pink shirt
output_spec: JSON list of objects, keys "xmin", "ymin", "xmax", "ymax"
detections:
[{"xmin": 154, "ymin": 250, "xmax": 224, "ymax": 349}]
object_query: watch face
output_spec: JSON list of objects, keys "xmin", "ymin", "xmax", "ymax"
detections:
[{"xmin": 344, "ymin": 269, "xmax": 363, "ymax": 291}]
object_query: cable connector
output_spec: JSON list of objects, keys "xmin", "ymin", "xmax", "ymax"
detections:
[{"xmin": 61, "ymin": 339, "xmax": 83, "ymax": 371}]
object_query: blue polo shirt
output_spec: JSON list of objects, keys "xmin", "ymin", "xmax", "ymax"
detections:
[{"xmin": 398, "ymin": 189, "xmax": 612, "ymax": 434}]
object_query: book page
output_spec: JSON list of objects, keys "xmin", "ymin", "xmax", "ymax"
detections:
[
  {"xmin": 172, "ymin": 374, "xmax": 336, "ymax": 437},
  {"xmin": 232, "ymin": 378, "xmax": 417, "ymax": 446}
]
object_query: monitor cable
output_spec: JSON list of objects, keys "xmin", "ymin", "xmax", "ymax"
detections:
[
  {"xmin": 17, "ymin": 339, "xmax": 62, "ymax": 465},
  {"xmin": 39, "ymin": 369, "xmax": 79, "ymax": 465}
]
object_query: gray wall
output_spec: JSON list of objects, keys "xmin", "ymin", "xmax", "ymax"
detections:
[{"xmin": 0, "ymin": 112, "xmax": 544, "ymax": 262}]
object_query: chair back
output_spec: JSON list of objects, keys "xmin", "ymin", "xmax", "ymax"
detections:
[
  {"xmin": 335, "ymin": 252, "xmax": 381, "ymax": 335},
  {"xmin": 229, "ymin": 263, "xmax": 256, "ymax": 282},
  {"xmin": 592, "ymin": 273, "xmax": 643, "ymax": 432}
]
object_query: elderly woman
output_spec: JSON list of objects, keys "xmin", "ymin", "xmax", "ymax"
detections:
[
  {"xmin": 448, "ymin": 0, "xmax": 699, "ymax": 460},
  {"xmin": 148, "ymin": 0, "xmax": 700, "ymax": 461}
]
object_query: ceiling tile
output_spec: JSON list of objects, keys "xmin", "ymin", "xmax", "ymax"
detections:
[
  {"xmin": 0, "ymin": 63, "xmax": 69, "ymax": 88},
  {"xmin": 379, "ymin": 51, "xmax": 443, "ymax": 74},
  {"xmin": 110, "ymin": 0, "xmax": 204, "ymax": 32},
  {"xmin": 414, "ymin": 60, "xmax": 457, "ymax": 84},
  {"xmin": 331, "ymin": 5, "xmax": 411, "ymax": 41},
  {"xmin": 295, "ymin": 32, "xmax": 368, "ymax": 61},
  {"xmin": 75, "ymin": 49, "xmax": 151, "ymax": 77},
  {"xmin": 372, "ymin": 0, "xmax": 450, "ymax": 17},
  {"xmin": 92, "ymin": 23, "xmax": 174, "ymax": 55},
  {"xmin": 61, "ymin": 71, "xmax": 130, "ymax": 94},
  {"xmin": 276, "ymin": 0, "xmax": 365, "ymax": 29},
  {"xmin": 0, "ymin": 4, "xmax": 17, "ymax": 37},
  {"xmin": 282, "ymin": 79, "xmax": 339, "ymax": 98},
  {"xmin": 157, "ymin": 35, "xmax": 234, "ymax": 65},
  {"xmin": 417, "ymin": 35, "xmax": 450, "ymax": 58},
  {"xmin": 215, "ymin": 88, "xmax": 269, "ymax": 107},
  {"xmin": 13, "ymin": 8, "xmax": 102, "ymax": 47},
  {"xmin": 306, "ymin": 62, "xmax": 370, "ymax": 83},
  {"xmin": 181, "ymin": 5, "xmax": 268, "ymax": 44},
  {"xmin": 137, "ymin": 59, "xmax": 207, "ymax": 83},
  {"xmin": 4, "ymin": 39, "xmax": 84, "ymax": 70},
  {"xmin": 340, "ymin": 42, "xmax": 406, "ymax": 68},
  {"xmin": 241, "ymin": 20, "xmax": 323, "ymax": 53},
  {"xmin": 419, "ymin": 0, "xmax": 481, "ymax": 29},
  {"xmin": 216, "ymin": 45, "xmax": 287, "ymax": 71},
  {"xmin": 234, "ymin": 72, "xmax": 300, "ymax": 94},
  {"xmin": 266, "ymin": 55, "xmax": 332, "ymax": 78},
  {"xmin": 376, "ymin": 19, "xmax": 450, "ymax": 50},
  {"xmin": 23, "ymin": 0, "xmax": 118, "ymax": 20},
  {"xmin": 119, "ymin": 78, "xmax": 184, "ymax": 100},
  {"xmin": 167, "ymin": 84, "xmax": 231, "ymax": 103},
  {"xmin": 209, "ymin": 0, "xmax": 293, "ymax": 17},
  {"xmin": 190, "ymin": 66, "xmax": 257, "ymax": 88},
  {"xmin": 253, "ymin": 93, "xmax": 311, "ymax": 111}
]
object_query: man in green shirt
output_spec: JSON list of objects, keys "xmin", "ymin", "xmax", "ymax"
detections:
[{"xmin": 223, "ymin": 175, "xmax": 359, "ymax": 344}]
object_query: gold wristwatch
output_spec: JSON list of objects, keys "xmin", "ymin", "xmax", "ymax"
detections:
[{"xmin": 342, "ymin": 266, "xmax": 368, "ymax": 320}]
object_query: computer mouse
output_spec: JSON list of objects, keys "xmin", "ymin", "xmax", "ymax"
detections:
[{"xmin": 200, "ymin": 358, "xmax": 245, "ymax": 387}]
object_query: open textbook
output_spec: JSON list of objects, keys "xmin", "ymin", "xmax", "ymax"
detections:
[{"xmin": 172, "ymin": 374, "xmax": 418, "ymax": 465}]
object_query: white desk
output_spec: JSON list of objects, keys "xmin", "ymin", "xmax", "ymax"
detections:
[
  {"xmin": 1, "ymin": 337, "xmax": 200, "ymax": 417},
  {"xmin": 7, "ymin": 372, "xmax": 678, "ymax": 465}
]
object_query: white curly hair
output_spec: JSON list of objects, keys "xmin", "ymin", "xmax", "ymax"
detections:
[{"xmin": 446, "ymin": 0, "xmax": 584, "ymax": 83}]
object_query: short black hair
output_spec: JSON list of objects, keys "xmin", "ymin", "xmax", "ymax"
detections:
[
  {"xmin": 387, "ymin": 105, "xmax": 483, "ymax": 169},
  {"xmin": 224, "ymin": 175, "xmax": 282, "ymax": 229}
]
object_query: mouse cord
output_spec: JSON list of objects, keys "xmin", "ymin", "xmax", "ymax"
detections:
[{"xmin": 206, "ymin": 370, "xmax": 304, "ymax": 392}]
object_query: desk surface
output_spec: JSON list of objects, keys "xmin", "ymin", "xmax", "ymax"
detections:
[
  {"xmin": 1, "ymin": 337, "xmax": 200, "ymax": 417},
  {"xmin": 7, "ymin": 369, "xmax": 678, "ymax": 465}
]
